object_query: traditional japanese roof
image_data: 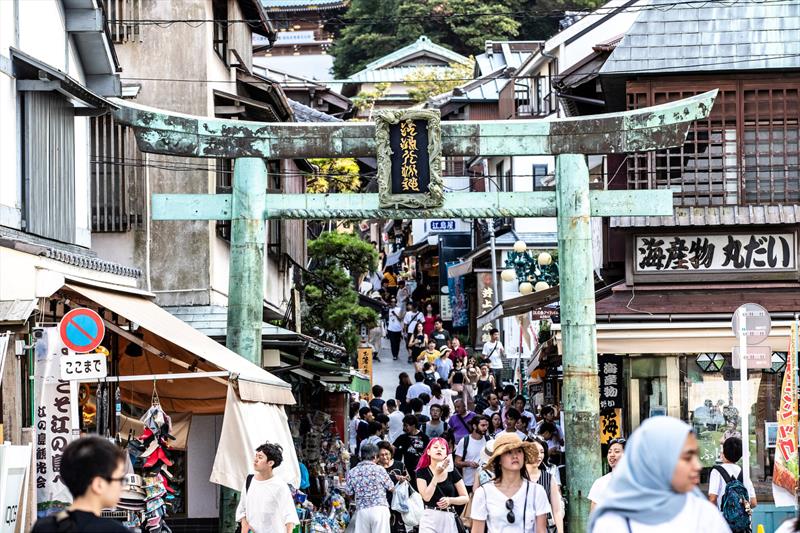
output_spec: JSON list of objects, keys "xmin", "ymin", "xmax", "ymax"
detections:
[
  {"xmin": 288, "ymin": 99, "xmax": 341, "ymax": 122},
  {"xmin": 601, "ymin": 0, "xmax": 800, "ymax": 75},
  {"xmin": 261, "ymin": 0, "xmax": 348, "ymax": 11},
  {"xmin": 359, "ymin": 35, "xmax": 470, "ymax": 73},
  {"xmin": 427, "ymin": 68, "xmax": 512, "ymax": 108},
  {"xmin": 611, "ymin": 205, "xmax": 800, "ymax": 229},
  {"xmin": 475, "ymin": 41, "xmax": 542, "ymax": 77}
]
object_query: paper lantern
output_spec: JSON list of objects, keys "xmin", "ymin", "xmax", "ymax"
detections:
[
  {"xmin": 534, "ymin": 281, "xmax": 550, "ymax": 292},
  {"xmin": 519, "ymin": 282, "xmax": 534, "ymax": 295},
  {"xmin": 513, "ymin": 240, "xmax": 527, "ymax": 253},
  {"xmin": 501, "ymin": 269, "xmax": 517, "ymax": 282},
  {"xmin": 537, "ymin": 252, "xmax": 552, "ymax": 266}
]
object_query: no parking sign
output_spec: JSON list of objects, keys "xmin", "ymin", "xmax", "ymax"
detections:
[{"xmin": 59, "ymin": 308, "xmax": 105, "ymax": 353}]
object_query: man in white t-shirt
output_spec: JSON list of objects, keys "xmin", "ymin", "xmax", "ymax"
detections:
[
  {"xmin": 708, "ymin": 436, "xmax": 757, "ymax": 511},
  {"xmin": 588, "ymin": 437, "xmax": 626, "ymax": 511},
  {"xmin": 386, "ymin": 399, "xmax": 405, "ymax": 443},
  {"xmin": 406, "ymin": 372, "xmax": 431, "ymax": 400},
  {"xmin": 236, "ymin": 442, "xmax": 299, "ymax": 533},
  {"xmin": 454, "ymin": 415, "xmax": 490, "ymax": 492},
  {"xmin": 481, "ymin": 328, "xmax": 505, "ymax": 385},
  {"xmin": 386, "ymin": 297, "xmax": 405, "ymax": 361},
  {"xmin": 403, "ymin": 301, "xmax": 423, "ymax": 338}
]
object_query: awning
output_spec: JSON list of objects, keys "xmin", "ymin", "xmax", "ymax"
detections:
[
  {"xmin": 554, "ymin": 321, "xmax": 794, "ymax": 355},
  {"xmin": 476, "ymin": 285, "xmax": 561, "ymax": 328},
  {"xmin": 385, "ymin": 249, "xmax": 403, "ymax": 267},
  {"xmin": 0, "ymin": 299, "xmax": 38, "ymax": 324},
  {"xmin": 350, "ymin": 371, "xmax": 372, "ymax": 394},
  {"xmin": 447, "ymin": 259, "xmax": 473, "ymax": 278},
  {"xmin": 63, "ymin": 283, "xmax": 295, "ymax": 412}
]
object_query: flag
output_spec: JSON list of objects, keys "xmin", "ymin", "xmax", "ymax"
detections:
[{"xmin": 772, "ymin": 321, "xmax": 798, "ymax": 507}]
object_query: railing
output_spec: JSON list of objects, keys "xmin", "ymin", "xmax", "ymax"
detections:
[{"xmin": 104, "ymin": 0, "xmax": 142, "ymax": 43}]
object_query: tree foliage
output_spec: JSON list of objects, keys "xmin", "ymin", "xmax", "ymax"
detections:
[
  {"xmin": 302, "ymin": 232, "xmax": 379, "ymax": 355},
  {"xmin": 351, "ymin": 82, "xmax": 391, "ymax": 120},
  {"xmin": 331, "ymin": 0, "xmax": 601, "ymax": 78},
  {"xmin": 405, "ymin": 58, "xmax": 475, "ymax": 104},
  {"xmin": 307, "ymin": 158, "xmax": 362, "ymax": 193}
]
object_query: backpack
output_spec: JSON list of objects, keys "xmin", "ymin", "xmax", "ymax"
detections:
[
  {"xmin": 713, "ymin": 465, "xmax": 751, "ymax": 532},
  {"xmin": 456, "ymin": 434, "xmax": 489, "ymax": 473},
  {"xmin": 234, "ymin": 475, "xmax": 255, "ymax": 533}
]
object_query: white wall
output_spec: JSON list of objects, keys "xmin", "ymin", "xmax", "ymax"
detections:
[
  {"xmin": 187, "ymin": 415, "xmax": 224, "ymax": 518},
  {"xmin": 1, "ymin": 0, "xmax": 96, "ymax": 249}
]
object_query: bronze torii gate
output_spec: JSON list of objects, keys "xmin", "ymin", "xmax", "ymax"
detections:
[{"xmin": 112, "ymin": 89, "xmax": 716, "ymax": 531}]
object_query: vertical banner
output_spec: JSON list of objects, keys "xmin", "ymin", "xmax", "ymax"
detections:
[
  {"xmin": 772, "ymin": 322, "xmax": 798, "ymax": 507},
  {"xmin": 0, "ymin": 443, "xmax": 32, "ymax": 533},
  {"xmin": 446, "ymin": 262, "xmax": 468, "ymax": 328},
  {"xmin": 599, "ymin": 355, "xmax": 624, "ymax": 443},
  {"xmin": 34, "ymin": 328, "xmax": 75, "ymax": 515},
  {"xmin": 356, "ymin": 347, "xmax": 373, "ymax": 400}
]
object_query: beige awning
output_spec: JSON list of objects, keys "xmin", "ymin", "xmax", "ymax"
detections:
[
  {"xmin": 554, "ymin": 321, "xmax": 794, "ymax": 355},
  {"xmin": 63, "ymin": 283, "xmax": 295, "ymax": 411}
]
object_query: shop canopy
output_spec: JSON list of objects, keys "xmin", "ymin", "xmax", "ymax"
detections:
[{"xmin": 62, "ymin": 282, "xmax": 295, "ymax": 413}]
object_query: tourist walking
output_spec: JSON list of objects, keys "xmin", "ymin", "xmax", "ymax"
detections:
[
  {"xmin": 387, "ymin": 399, "xmax": 405, "ymax": 442},
  {"xmin": 454, "ymin": 415, "xmax": 491, "ymax": 494},
  {"xmin": 528, "ymin": 436, "xmax": 564, "ymax": 533},
  {"xmin": 236, "ymin": 442, "xmax": 299, "ymax": 533},
  {"xmin": 395, "ymin": 373, "xmax": 413, "ymax": 414},
  {"xmin": 588, "ymin": 438, "xmax": 625, "ymax": 511},
  {"xmin": 430, "ymin": 319, "xmax": 452, "ymax": 348},
  {"xmin": 422, "ymin": 302, "xmax": 438, "ymax": 335},
  {"xmin": 481, "ymin": 328, "xmax": 505, "ymax": 386},
  {"xmin": 707, "ymin": 436, "xmax": 757, "ymax": 532},
  {"xmin": 449, "ymin": 398, "xmax": 476, "ymax": 442},
  {"xmin": 377, "ymin": 441, "xmax": 409, "ymax": 533},
  {"xmin": 408, "ymin": 321, "xmax": 428, "ymax": 365},
  {"xmin": 345, "ymin": 443, "xmax": 394, "ymax": 533},
  {"xmin": 589, "ymin": 416, "xmax": 731, "ymax": 532},
  {"xmin": 393, "ymin": 414, "xmax": 431, "ymax": 483},
  {"xmin": 470, "ymin": 433, "xmax": 550, "ymax": 533},
  {"xmin": 386, "ymin": 297, "xmax": 405, "ymax": 360},
  {"xmin": 416, "ymin": 438, "xmax": 470, "ymax": 533}
]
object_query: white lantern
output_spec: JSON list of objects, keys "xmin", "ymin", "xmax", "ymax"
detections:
[
  {"xmin": 500, "ymin": 269, "xmax": 517, "ymax": 282},
  {"xmin": 519, "ymin": 282, "xmax": 534, "ymax": 295},
  {"xmin": 513, "ymin": 240, "xmax": 527, "ymax": 253},
  {"xmin": 537, "ymin": 252, "xmax": 552, "ymax": 266},
  {"xmin": 534, "ymin": 281, "xmax": 550, "ymax": 292}
]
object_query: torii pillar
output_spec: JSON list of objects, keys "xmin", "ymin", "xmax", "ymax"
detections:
[{"xmin": 113, "ymin": 89, "xmax": 717, "ymax": 532}]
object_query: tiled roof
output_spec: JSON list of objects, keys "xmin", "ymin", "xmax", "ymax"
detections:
[
  {"xmin": 346, "ymin": 65, "xmax": 451, "ymax": 83},
  {"xmin": 166, "ymin": 305, "xmax": 295, "ymax": 338},
  {"xmin": 611, "ymin": 205, "xmax": 800, "ymax": 228},
  {"xmin": 289, "ymin": 99, "xmax": 341, "ymax": 122},
  {"xmin": 362, "ymin": 35, "xmax": 470, "ymax": 71},
  {"xmin": 427, "ymin": 68, "xmax": 511, "ymax": 107},
  {"xmin": 601, "ymin": 0, "xmax": 800, "ymax": 75},
  {"xmin": 261, "ymin": 0, "xmax": 347, "ymax": 11},
  {"xmin": 475, "ymin": 41, "xmax": 542, "ymax": 77}
]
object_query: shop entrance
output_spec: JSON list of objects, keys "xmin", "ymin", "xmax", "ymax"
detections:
[{"xmin": 629, "ymin": 356, "xmax": 681, "ymax": 429}]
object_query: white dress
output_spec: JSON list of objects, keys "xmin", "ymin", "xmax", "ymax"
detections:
[
  {"xmin": 592, "ymin": 493, "xmax": 731, "ymax": 533},
  {"xmin": 471, "ymin": 480, "xmax": 551, "ymax": 532}
]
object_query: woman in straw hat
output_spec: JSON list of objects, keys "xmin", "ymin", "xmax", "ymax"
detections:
[
  {"xmin": 470, "ymin": 433, "xmax": 550, "ymax": 533},
  {"xmin": 415, "ymin": 437, "xmax": 470, "ymax": 533},
  {"xmin": 589, "ymin": 416, "xmax": 731, "ymax": 532}
]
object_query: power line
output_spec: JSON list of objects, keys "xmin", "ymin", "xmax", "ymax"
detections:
[
  {"xmin": 107, "ymin": 0, "xmax": 796, "ymax": 26},
  {"xmin": 119, "ymin": 52, "xmax": 800, "ymax": 87}
]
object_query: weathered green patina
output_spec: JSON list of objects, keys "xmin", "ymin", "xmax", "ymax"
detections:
[
  {"xmin": 110, "ymin": 89, "xmax": 718, "ymax": 533},
  {"xmin": 375, "ymin": 109, "xmax": 444, "ymax": 209}
]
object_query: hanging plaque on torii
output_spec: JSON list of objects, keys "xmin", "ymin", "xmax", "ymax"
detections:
[{"xmin": 111, "ymin": 89, "xmax": 717, "ymax": 532}]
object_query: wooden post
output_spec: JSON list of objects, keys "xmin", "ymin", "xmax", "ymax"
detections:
[
  {"xmin": 226, "ymin": 157, "xmax": 267, "ymax": 365},
  {"xmin": 556, "ymin": 154, "xmax": 601, "ymax": 532}
]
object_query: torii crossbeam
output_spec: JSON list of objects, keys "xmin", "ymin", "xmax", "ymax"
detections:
[{"xmin": 112, "ymin": 90, "xmax": 717, "ymax": 532}]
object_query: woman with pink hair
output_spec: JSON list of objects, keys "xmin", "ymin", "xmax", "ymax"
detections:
[{"xmin": 415, "ymin": 437, "xmax": 470, "ymax": 533}]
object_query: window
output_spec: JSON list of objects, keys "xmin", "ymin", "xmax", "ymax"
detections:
[
  {"xmin": 533, "ymin": 164, "xmax": 548, "ymax": 189},
  {"xmin": 90, "ymin": 114, "xmax": 145, "ymax": 232},
  {"xmin": 212, "ymin": 0, "xmax": 228, "ymax": 63},
  {"xmin": 21, "ymin": 92, "xmax": 76, "ymax": 243},
  {"xmin": 679, "ymin": 356, "xmax": 781, "ymax": 502},
  {"xmin": 215, "ymin": 158, "xmax": 233, "ymax": 241},
  {"xmin": 105, "ymin": 0, "xmax": 142, "ymax": 43},
  {"xmin": 626, "ymin": 81, "xmax": 800, "ymax": 207},
  {"xmin": 515, "ymin": 76, "xmax": 553, "ymax": 118},
  {"xmin": 267, "ymin": 160, "xmax": 281, "ymax": 256}
]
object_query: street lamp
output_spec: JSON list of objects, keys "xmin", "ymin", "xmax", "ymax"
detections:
[{"xmin": 503, "ymin": 246, "xmax": 559, "ymax": 294}]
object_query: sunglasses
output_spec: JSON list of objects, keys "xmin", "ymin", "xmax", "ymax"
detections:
[
  {"xmin": 505, "ymin": 498, "xmax": 515, "ymax": 523},
  {"xmin": 609, "ymin": 438, "xmax": 627, "ymax": 446}
]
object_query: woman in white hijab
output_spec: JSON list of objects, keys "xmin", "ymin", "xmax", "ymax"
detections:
[{"xmin": 589, "ymin": 416, "xmax": 732, "ymax": 532}]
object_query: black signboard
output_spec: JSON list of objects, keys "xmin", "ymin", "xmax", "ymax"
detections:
[
  {"xmin": 389, "ymin": 119, "xmax": 431, "ymax": 195},
  {"xmin": 599, "ymin": 355, "xmax": 623, "ymax": 410}
]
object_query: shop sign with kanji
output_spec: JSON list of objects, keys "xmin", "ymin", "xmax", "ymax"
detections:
[
  {"xmin": 632, "ymin": 231, "xmax": 798, "ymax": 282},
  {"xmin": 376, "ymin": 109, "xmax": 443, "ymax": 209},
  {"xmin": 598, "ymin": 355, "xmax": 623, "ymax": 411}
]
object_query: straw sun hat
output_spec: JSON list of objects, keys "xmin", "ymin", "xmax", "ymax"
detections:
[{"xmin": 482, "ymin": 432, "xmax": 539, "ymax": 471}]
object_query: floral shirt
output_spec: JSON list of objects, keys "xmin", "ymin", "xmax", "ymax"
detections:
[{"xmin": 345, "ymin": 460, "xmax": 394, "ymax": 510}]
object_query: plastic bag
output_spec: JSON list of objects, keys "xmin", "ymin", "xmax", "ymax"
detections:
[
  {"xmin": 391, "ymin": 480, "xmax": 410, "ymax": 513},
  {"xmin": 401, "ymin": 487, "xmax": 424, "ymax": 527}
]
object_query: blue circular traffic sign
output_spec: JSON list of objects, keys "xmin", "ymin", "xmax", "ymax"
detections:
[{"xmin": 59, "ymin": 308, "xmax": 105, "ymax": 353}]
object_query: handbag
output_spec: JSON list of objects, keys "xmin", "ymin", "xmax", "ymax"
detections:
[
  {"xmin": 459, "ymin": 492, "xmax": 474, "ymax": 528},
  {"xmin": 401, "ymin": 488, "xmax": 423, "ymax": 527}
]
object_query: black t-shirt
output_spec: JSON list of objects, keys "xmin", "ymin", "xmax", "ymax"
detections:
[
  {"xmin": 416, "ymin": 467, "xmax": 463, "ymax": 508},
  {"xmin": 369, "ymin": 398, "xmax": 386, "ymax": 412},
  {"xmin": 392, "ymin": 431, "xmax": 430, "ymax": 481},
  {"xmin": 430, "ymin": 329, "xmax": 451, "ymax": 347},
  {"xmin": 31, "ymin": 511, "xmax": 131, "ymax": 532}
]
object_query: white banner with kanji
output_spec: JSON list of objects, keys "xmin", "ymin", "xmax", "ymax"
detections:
[{"xmin": 34, "ymin": 327, "xmax": 75, "ymax": 515}]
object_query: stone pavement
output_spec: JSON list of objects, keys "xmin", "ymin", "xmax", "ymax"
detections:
[{"xmin": 370, "ymin": 335, "xmax": 416, "ymax": 398}]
